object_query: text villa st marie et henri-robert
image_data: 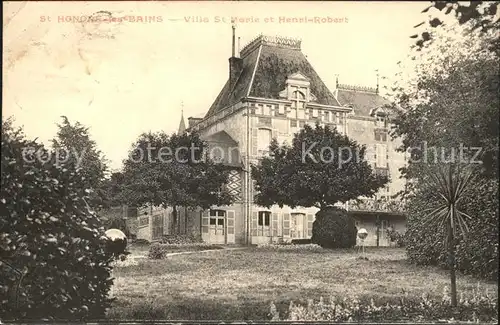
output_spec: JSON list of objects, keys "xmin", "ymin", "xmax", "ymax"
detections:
[{"xmin": 185, "ymin": 16, "xmax": 349, "ymax": 24}]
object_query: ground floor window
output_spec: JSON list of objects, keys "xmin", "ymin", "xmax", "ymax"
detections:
[
  {"xmin": 209, "ymin": 209, "xmax": 226, "ymax": 235},
  {"xmin": 290, "ymin": 213, "xmax": 305, "ymax": 239},
  {"xmin": 258, "ymin": 211, "xmax": 271, "ymax": 236}
]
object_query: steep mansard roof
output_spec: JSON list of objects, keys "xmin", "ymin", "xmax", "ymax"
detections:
[{"xmin": 205, "ymin": 35, "xmax": 341, "ymax": 118}]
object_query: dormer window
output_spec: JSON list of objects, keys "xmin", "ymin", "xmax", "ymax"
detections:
[
  {"xmin": 291, "ymin": 90, "xmax": 306, "ymax": 109},
  {"xmin": 279, "ymin": 72, "xmax": 317, "ymax": 104}
]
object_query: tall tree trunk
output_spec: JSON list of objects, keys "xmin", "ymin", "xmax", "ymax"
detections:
[
  {"xmin": 376, "ymin": 215, "xmax": 380, "ymax": 247},
  {"xmin": 448, "ymin": 212, "xmax": 458, "ymax": 307}
]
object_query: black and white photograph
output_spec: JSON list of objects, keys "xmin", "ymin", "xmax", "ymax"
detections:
[{"xmin": 2, "ymin": 1, "xmax": 499, "ymax": 323}]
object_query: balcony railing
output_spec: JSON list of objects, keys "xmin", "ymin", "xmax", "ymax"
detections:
[{"xmin": 349, "ymin": 198, "xmax": 406, "ymax": 214}]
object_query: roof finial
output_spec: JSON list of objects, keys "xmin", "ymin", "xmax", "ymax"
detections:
[
  {"xmin": 335, "ymin": 74, "xmax": 339, "ymax": 88},
  {"xmin": 375, "ymin": 69, "xmax": 379, "ymax": 94},
  {"xmin": 178, "ymin": 101, "xmax": 186, "ymax": 135}
]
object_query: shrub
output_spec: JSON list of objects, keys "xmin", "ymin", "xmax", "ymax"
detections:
[
  {"xmin": 311, "ymin": 207, "xmax": 357, "ymax": 249},
  {"xmin": 257, "ymin": 243, "xmax": 323, "ymax": 253},
  {"xmin": 147, "ymin": 243, "xmax": 222, "ymax": 259},
  {"xmin": 160, "ymin": 233, "xmax": 202, "ymax": 244},
  {"xmin": 132, "ymin": 238, "xmax": 150, "ymax": 245},
  {"xmin": 0, "ymin": 121, "xmax": 115, "ymax": 320},
  {"xmin": 406, "ymin": 178, "xmax": 498, "ymax": 281},
  {"xmin": 272, "ymin": 287, "xmax": 498, "ymax": 322},
  {"xmin": 291, "ymin": 239, "xmax": 312, "ymax": 245},
  {"xmin": 387, "ymin": 229, "xmax": 406, "ymax": 248}
]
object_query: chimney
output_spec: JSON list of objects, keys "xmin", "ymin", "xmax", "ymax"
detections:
[
  {"xmin": 238, "ymin": 37, "xmax": 241, "ymax": 57},
  {"xmin": 229, "ymin": 25, "xmax": 243, "ymax": 89}
]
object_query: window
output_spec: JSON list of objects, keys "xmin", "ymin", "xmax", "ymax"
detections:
[
  {"xmin": 324, "ymin": 111, "xmax": 330, "ymax": 122},
  {"xmin": 290, "ymin": 119, "xmax": 297, "ymax": 128},
  {"xmin": 258, "ymin": 211, "xmax": 271, "ymax": 226},
  {"xmin": 258, "ymin": 211, "xmax": 271, "ymax": 236},
  {"xmin": 376, "ymin": 144, "xmax": 387, "ymax": 167},
  {"xmin": 374, "ymin": 130, "xmax": 387, "ymax": 142},
  {"xmin": 291, "ymin": 90, "xmax": 306, "ymax": 110},
  {"xmin": 257, "ymin": 128, "xmax": 272, "ymax": 156},
  {"xmin": 299, "ymin": 120, "xmax": 305, "ymax": 128}
]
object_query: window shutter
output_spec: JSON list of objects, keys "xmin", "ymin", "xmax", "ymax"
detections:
[
  {"xmin": 226, "ymin": 210, "xmax": 235, "ymax": 244},
  {"xmin": 283, "ymin": 213, "xmax": 290, "ymax": 237},
  {"xmin": 306, "ymin": 214, "xmax": 314, "ymax": 237},
  {"xmin": 252, "ymin": 129, "xmax": 258, "ymax": 156},
  {"xmin": 201, "ymin": 210, "xmax": 210, "ymax": 234},
  {"xmin": 251, "ymin": 211, "xmax": 258, "ymax": 236},
  {"xmin": 272, "ymin": 212, "xmax": 279, "ymax": 236}
]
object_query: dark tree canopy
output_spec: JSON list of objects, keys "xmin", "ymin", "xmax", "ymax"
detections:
[
  {"xmin": 120, "ymin": 131, "xmax": 234, "ymax": 210},
  {"xmin": 412, "ymin": 1, "xmax": 499, "ymax": 50},
  {"xmin": 52, "ymin": 116, "xmax": 108, "ymax": 208},
  {"xmin": 251, "ymin": 124, "xmax": 388, "ymax": 210}
]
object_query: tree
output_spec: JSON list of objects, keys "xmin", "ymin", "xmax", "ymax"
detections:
[
  {"xmin": 52, "ymin": 116, "xmax": 109, "ymax": 209},
  {"xmin": 388, "ymin": 2, "xmax": 499, "ymax": 306},
  {"xmin": 413, "ymin": 163, "xmax": 480, "ymax": 307},
  {"xmin": 120, "ymin": 131, "xmax": 234, "ymax": 232},
  {"xmin": 411, "ymin": 1, "xmax": 499, "ymax": 50},
  {"xmin": 1, "ymin": 118, "xmax": 115, "ymax": 319},
  {"xmin": 251, "ymin": 124, "xmax": 388, "ymax": 210}
]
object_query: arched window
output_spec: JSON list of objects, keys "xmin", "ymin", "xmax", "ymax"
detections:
[{"xmin": 291, "ymin": 90, "xmax": 306, "ymax": 109}]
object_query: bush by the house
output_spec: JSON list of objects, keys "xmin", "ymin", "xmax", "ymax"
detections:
[
  {"xmin": 291, "ymin": 239, "xmax": 312, "ymax": 245},
  {"xmin": 160, "ymin": 233, "xmax": 202, "ymax": 245},
  {"xmin": 270, "ymin": 286, "xmax": 498, "ymax": 322},
  {"xmin": 0, "ymin": 121, "xmax": 115, "ymax": 320},
  {"xmin": 406, "ymin": 178, "xmax": 498, "ymax": 281},
  {"xmin": 311, "ymin": 207, "xmax": 357, "ymax": 249},
  {"xmin": 147, "ymin": 243, "xmax": 223, "ymax": 259},
  {"xmin": 387, "ymin": 229, "xmax": 406, "ymax": 248}
]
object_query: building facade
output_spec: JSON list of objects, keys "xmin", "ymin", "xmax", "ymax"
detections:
[{"xmin": 136, "ymin": 33, "xmax": 406, "ymax": 246}]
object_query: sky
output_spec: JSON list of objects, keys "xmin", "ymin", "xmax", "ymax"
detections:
[{"xmin": 3, "ymin": 1, "xmax": 429, "ymax": 171}]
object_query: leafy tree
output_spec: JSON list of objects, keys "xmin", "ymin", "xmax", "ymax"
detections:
[
  {"xmin": 411, "ymin": 1, "xmax": 499, "ymax": 50},
  {"xmin": 388, "ymin": 1, "xmax": 499, "ymax": 307},
  {"xmin": 120, "ymin": 131, "xmax": 234, "ymax": 232},
  {"xmin": 251, "ymin": 124, "xmax": 388, "ymax": 210},
  {"xmin": 52, "ymin": 116, "xmax": 109, "ymax": 209},
  {"xmin": 1, "ymin": 118, "xmax": 115, "ymax": 319}
]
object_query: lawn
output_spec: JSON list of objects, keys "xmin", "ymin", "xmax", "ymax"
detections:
[{"xmin": 107, "ymin": 247, "xmax": 498, "ymax": 320}]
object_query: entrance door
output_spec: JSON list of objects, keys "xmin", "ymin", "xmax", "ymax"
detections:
[
  {"xmin": 290, "ymin": 213, "xmax": 305, "ymax": 239},
  {"xmin": 209, "ymin": 210, "xmax": 226, "ymax": 244},
  {"xmin": 152, "ymin": 214, "xmax": 164, "ymax": 241},
  {"xmin": 379, "ymin": 219, "xmax": 390, "ymax": 246}
]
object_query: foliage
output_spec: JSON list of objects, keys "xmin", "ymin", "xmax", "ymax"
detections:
[
  {"xmin": 412, "ymin": 1, "xmax": 500, "ymax": 49},
  {"xmin": 251, "ymin": 124, "xmax": 388, "ymax": 209},
  {"xmin": 273, "ymin": 287, "xmax": 498, "ymax": 322},
  {"xmin": 0, "ymin": 119, "xmax": 115, "ymax": 320},
  {"xmin": 51, "ymin": 116, "xmax": 109, "ymax": 209},
  {"xmin": 257, "ymin": 243, "xmax": 324, "ymax": 253},
  {"xmin": 406, "ymin": 177, "xmax": 498, "ymax": 281},
  {"xmin": 311, "ymin": 207, "xmax": 357, "ymax": 249},
  {"xmin": 160, "ymin": 233, "xmax": 202, "ymax": 245},
  {"xmin": 120, "ymin": 131, "xmax": 234, "ymax": 224},
  {"xmin": 147, "ymin": 243, "xmax": 223, "ymax": 259},
  {"xmin": 387, "ymin": 229, "xmax": 406, "ymax": 248},
  {"xmin": 389, "ymin": 5, "xmax": 499, "ymax": 181}
]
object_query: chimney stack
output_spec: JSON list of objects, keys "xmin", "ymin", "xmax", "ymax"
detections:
[
  {"xmin": 229, "ymin": 25, "xmax": 243, "ymax": 89},
  {"xmin": 238, "ymin": 37, "xmax": 241, "ymax": 57},
  {"xmin": 231, "ymin": 24, "xmax": 236, "ymax": 57}
]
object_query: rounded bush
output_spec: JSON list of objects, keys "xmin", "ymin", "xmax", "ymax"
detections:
[
  {"xmin": 311, "ymin": 207, "xmax": 357, "ymax": 249},
  {"xmin": 0, "ymin": 122, "xmax": 115, "ymax": 320}
]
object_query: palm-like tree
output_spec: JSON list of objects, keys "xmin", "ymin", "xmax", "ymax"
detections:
[{"xmin": 418, "ymin": 163, "xmax": 479, "ymax": 307}]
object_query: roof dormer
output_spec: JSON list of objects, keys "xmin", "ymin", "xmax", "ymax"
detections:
[{"xmin": 278, "ymin": 71, "xmax": 318, "ymax": 103}]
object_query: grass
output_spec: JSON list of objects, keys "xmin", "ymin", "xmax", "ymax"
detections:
[{"xmin": 107, "ymin": 247, "xmax": 498, "ymax": 320}]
